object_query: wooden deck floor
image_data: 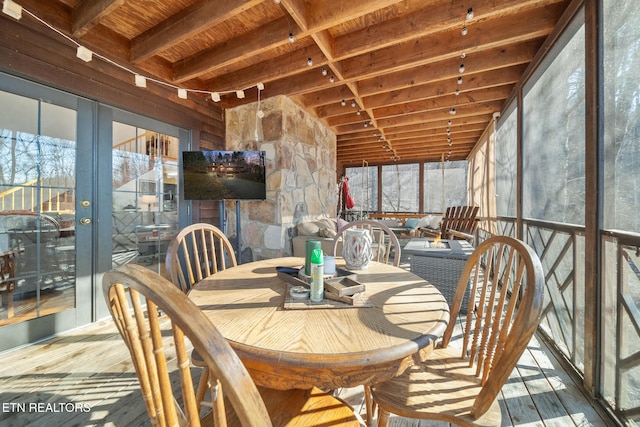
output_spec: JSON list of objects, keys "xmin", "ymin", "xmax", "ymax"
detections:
[{"xmin": 0, "ymin": 314, "xmax": 612, "ymax": 427}]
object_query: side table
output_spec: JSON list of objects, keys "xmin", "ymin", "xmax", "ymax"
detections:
[{"xmin": 404, "ymin": 238, "xmax": 474, "ymax": 312}]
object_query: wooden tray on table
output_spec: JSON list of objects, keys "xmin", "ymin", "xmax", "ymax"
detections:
[{"xmin": 276, "ymin": 267, "xmax": 373, "ymax": 309}]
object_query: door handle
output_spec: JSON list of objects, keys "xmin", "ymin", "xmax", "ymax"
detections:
[{"xmin": 79, "ymin": 217, "xmax": 92, "ymax": 225}]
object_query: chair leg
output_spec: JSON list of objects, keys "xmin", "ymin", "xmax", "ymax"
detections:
[
  {"xmin": 195, "ymin": 368, "xmax": 209, "ymax": 408},
  {"xmin": 377, "ymin": 407, "xmax": 390, "ymax": 427},
  {"xmin": 364, "ymin": 385, "xmax": 377, "ymax": 425}
]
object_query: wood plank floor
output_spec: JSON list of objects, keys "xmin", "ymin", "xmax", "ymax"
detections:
[{"xmin": 0, "ymin": 314, "xmax": 613, "ymax": 427}]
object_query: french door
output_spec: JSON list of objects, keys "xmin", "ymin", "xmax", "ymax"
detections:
[{"xmin": 0, "ymin": 74, "xmax": 188, "ymax": 351}]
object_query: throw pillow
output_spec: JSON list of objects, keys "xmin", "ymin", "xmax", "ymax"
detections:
[
  {"xmin": 416, "ymin": 215, "xmax": 432, "ymax": 229},
  {"xmin": 404, "ymin": 218, "xmax": 420, "ymax": 229}
]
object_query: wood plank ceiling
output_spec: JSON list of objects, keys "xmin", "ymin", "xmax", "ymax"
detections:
[{"xmin": 19, "ymin": 0, "xmax": 571, "ymax": 166}]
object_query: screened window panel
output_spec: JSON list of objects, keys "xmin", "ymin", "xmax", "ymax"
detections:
[
  {"xmin": 423, "ymin": 161, "xmax": 468, "ymax": 212},
  {"xmin": 495, "ymin": 104, "xmax": 517, "ymax": 217},
  {"xmin": 344, "ymin": 166, "xmax": 378, "ymax": 212},
  {"xmin": 381, "ymin": 163, "xmax": 419, "ymax": 212},
  {"xmin": 522, "ymin": 20, "xmax": 586, "ymax": 225},
  {"xmin": 603, "ymin": 0, "xmax": 640, "ymax": 233}
]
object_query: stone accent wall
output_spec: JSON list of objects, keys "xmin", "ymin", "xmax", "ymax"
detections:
[{"xmin": 225, "ymin": 96, "xmax": 337, "ymax": 260}]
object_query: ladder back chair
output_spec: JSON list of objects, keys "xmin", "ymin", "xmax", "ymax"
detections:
[
  {"xmin": 103, "ymin": 264, "xmax": 359, "ymax": 427},
  {"xmin": 421, "ymin": 205, "xmax": 480, "ymax": 243},
  {"xmin": 371, "ymin": 235, "xmax": 545, "ymax": 426},
  {"xmin": 166, "ymin": 223, "xmax": 237, "ymax": 293},
  {"xmin": 332, "ymin": 218, "xmax": 402, "ymax": 424},
  {"xmin": 165, "ymin": 223, "xmax": 237, "ymax": 421},
  {"xmin": 332, "ymin": 219, "xmax": 402, "ymax": 267}
]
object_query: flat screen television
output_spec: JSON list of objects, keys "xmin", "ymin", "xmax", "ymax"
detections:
[{"xmin": 182, "ymin": 150, "xmax": 266, "ymax": 201}]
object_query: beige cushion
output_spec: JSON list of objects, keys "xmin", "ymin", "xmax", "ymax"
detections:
[
  {"xmin": 318, "ymin": 227, "xmax": 337, "ymax": 238},
  {"xmin": 315, "ymin": 218, "xmax": 337, "ymax": 231},
  {"xmin": 297, "ymin": 221, "xmax": 320, "ymax": 236}
]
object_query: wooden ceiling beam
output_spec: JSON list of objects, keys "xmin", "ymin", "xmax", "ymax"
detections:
[
  {"xmin": 131, "ymin": 0, "xmax": 264, "ymax": 63},
  {"xmin": 173, "ymin": 16, "xmax": 294, "ymax": 83},
  {"xmin": 362, "ymin": 64, "xmax": 527, "ymax": 110},
  {"xmin": 209, "ymin": 43, "xmax": 327, "ymax": 92},
  {"xmin": 358, "ymin": 39, "xmax": 540, "ymax": 99},
  {"xmin": 340, "ymin": 4, "xmax": 564, "ymax": 80},
  {"xmin": 375, "ymin": 101, "xmax": 502, "ymax": 128},
  {"xmin": 333, "ymin": 0, "xmax": 567, "ymax": 60},
  {"xmin": 370, "ymin": 86, "xmax": 512, "ymax": 120},
  {"xmin": 72, "ymin": 0, "xmax": 125, "ymax": 37}
]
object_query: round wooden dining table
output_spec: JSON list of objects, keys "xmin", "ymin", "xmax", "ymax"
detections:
[{"xmin": 188, "ymin": 256, "xmax": 449, "ymax": 391}]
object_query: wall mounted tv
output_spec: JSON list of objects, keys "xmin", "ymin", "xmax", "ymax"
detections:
[{"xmin": 182, "ymin": 150, "xmax": 266, "ymax": 201}]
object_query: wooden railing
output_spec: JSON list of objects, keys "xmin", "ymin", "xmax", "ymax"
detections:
[
  {"xmin": 477, "ymin": 216, "xmax": 640, "ymax": 423},
  {"xmin": 0, "ymin": 179, "xmax": 74, "ymax": 213},
  {"xmin": 113, "ymin": 130, "xmax": 178, "ymax": 161}
]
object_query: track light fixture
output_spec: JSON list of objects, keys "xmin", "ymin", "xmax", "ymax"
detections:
[
  {"xmin": 288, "ymin": 33, "xmax": 295, "ymax": 43},
  {"xmin": 466, "ymin": 7, "xmax": 474, "ymax": 20},
  {"xmin": 307, "ymin": 57, "xmax": 313, "ymax": 66}
]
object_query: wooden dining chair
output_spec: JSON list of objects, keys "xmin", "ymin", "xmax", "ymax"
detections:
[
  {"xmin": 103, "ymin": 264, "xmax": 360, "ymax": 427},
  {"xmin": 165, "ymin": 223, "xmax": 237, "ymax": 293},
  {"xmin": 370, "ymin": 235, "xmax": 544, "ymax": 426},
  {"xmin": 332, "ymin": 218, "xmax": 402, "ymax": 424},
  {"xmin": 165, "ymin": 223, "xmax": 237, "ymax": 422},
  {"xmin": 332, "ymin": 219, "xmax": 402, "ymax": 267}
]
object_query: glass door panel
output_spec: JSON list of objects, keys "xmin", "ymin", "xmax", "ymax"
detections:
[
  {"xmin": 112, "ymin": 122, "xmax": 179, "ymax": 277},
  {"xmin": 0, "ymin": 90, "xmax": 77, "ymax": 326}
]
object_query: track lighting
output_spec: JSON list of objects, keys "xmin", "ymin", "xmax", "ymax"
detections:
[
  {"xmin": 450, "ymin": 108, "xmax": 456, "ymax": 115},
  {"xmin": 341, "ymin": 99, "xmax": 346, "ymax": 106},
  {"xmin": 461, "ymin": 26, "xmax": 468, "ymax": 36},
  {"xmin": 321, "ymin": 67, "xmax": 327, "ymax": 76},
  {"xmin": 307, "ymin": 57, "xmax": 313, "ymax": 66},
  {"xmin": 461, "ymin": 52, "xmax": 466, "ymax": 59},
  {"xmin": 329, "ymin": 76, "xmax": 335, "ymax": 83},
  {"xmin": 288, "ymin": 33, "xmax": 295, "ymax": 43},
  {"xmin": 455, "ymin": 89, "xmax": 460, "ymax": 96},
  {"xmin": 466, "ymin": 7, "xmax": 474, "ymax": 20},
  {"xmin": 459, "ymin": 63, "xmax": 465, "ymax": 73},
  {"xmin": 356, "ymin": 110, "xmax": 361, "ymax": 115},
  {"xmin": 351, "ymin": 100, "xmax": 356, "ymax": 107},
  {"xmin": 457, "ymin": 76, "xmax": 463, "ymax": 84}
]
